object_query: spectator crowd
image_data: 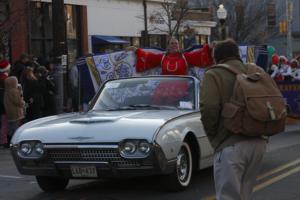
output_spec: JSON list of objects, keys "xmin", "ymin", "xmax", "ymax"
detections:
[
  {"xmin": 268, "ymin": 54, "xmax": 300, "ymax": 82},
  {"xmin": 0, "ymin": 53, "xmax": 57, "ymax": 148}
]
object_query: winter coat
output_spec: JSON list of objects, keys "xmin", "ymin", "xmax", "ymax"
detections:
[
  {"xmin": 200, "ymin": 59, "xmax": 253, "ymax": 152},
  {"xmin": 4, "ymin": 77, "xmax": 25, "ymax": 121},
  {"xmin": 40, "ymin": 75, "xmax": 57, "ymax": 116},
  {"xmin": 23, "ymin": 78, "xmax": 44, "ymax": 121},
  {"xmin": 11, "ymin": 61, "xmax": 27, "ymax": 82}
]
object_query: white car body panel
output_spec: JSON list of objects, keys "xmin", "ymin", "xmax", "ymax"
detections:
[{"xmin": 11, "ymin": 76, "xmax": 214, "ymax": 179}]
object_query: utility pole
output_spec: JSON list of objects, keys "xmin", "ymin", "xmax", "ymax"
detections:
[
  {"xmin": 52, "ymin": 0, "xmax": 67, "ymax": 61},
  {"xmin": 52, "ymin": 0, "xmax": 67, "ymax": 113},
  {"xmin": 142, "ymin": 0, "xmax": 149, "ymax": 47},
  {"xmin": 286, "ymin": 0, "xmax": 293, "ymax": 59}
]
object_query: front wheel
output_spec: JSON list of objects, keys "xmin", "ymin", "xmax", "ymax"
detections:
[
  {"xmin": 36, "ymin": 176, "xmax": 69, "ymax": 192},
  {"xmin": 164, "ymin": 141, "xmax": 193, "ymax": 191}
]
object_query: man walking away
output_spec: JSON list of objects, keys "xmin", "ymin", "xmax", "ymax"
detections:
[{"xmin": 200, "ymin": 39, "xmax": 268, "ymax": 200}]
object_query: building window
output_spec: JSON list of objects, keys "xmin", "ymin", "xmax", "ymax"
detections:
[
  {"xmin": 120, "ymin": 36, "xmax": 131, "ymax": 48},
  {"xmin": 65, "ymin": 5, "xmax": 81, "ymax": 66},
  {"xmin": 29, "ymin": 2, "xmax": 53, "ymax": 60},
  {"xmin": 132, "ymin": 37, "xmax": 140, "ymax": 47},
  {"xmin": 29, "ymin": 2, "xmax": 81, "ymax": 65},
  {"xmin": 0, "ymin": 0, "xmax": 10, "ymax": 58},
  {"xmin": 199, "ymin": 35, "xmax": 207, "ymax": 44},
  {"xmin": 0, "ymin": 0, "xmax": 9, "ymax": 22},
  {"xmin": 149, "ymin": 35, "xmax": 166, "ymax": 49}
]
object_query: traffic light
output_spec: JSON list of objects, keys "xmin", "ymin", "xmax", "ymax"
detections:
[{"xmin": 279, "ymin": 21, "xmax": 287, "ymax": 34}]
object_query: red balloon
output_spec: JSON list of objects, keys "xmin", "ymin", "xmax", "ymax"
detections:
[{"xmin": 272, "ymin": 54, "xmax": 279, "ymax": 65}]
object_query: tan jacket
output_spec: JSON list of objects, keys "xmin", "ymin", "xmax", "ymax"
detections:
[
  {"xmin": 200, "ymin": 58, "xmax": 251, "ymax": 152},
  {"xmin": 4, "ymin": 76, "xmax": 25, "ymax": 121}
]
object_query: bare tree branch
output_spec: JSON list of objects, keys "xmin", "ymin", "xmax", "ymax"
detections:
[
  {"xmin": 195, "ymin": 0, "xmax": 282, "ymax": 44},
  {"xmin": 149, "ymin": 0, "xmax": 190, "ymax": 37}
]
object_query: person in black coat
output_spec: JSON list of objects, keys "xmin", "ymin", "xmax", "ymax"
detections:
[
  {"xmin": 10, "ymin": 54, "xmax": 30, "ymax": 82},
  {"xmin": 36, "ymin": 66, "xmax": 57, "ymax": 116},
  {"xmin": 22, "ymin": 67, "xmax": 44, "ymax": 122}
]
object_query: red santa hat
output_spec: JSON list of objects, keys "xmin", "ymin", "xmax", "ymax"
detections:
[
  {"xmin": 279, "ymin": 56, "xmax": 288, "ymax": 64},
  {"xmin": 0, "ymin": 60, "xmax": 11, "ymax": 73}
]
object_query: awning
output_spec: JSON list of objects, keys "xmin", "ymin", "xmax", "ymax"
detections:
[{"xmin": 92, "ymin": 35, "xmax": 130, "ymax": 45}]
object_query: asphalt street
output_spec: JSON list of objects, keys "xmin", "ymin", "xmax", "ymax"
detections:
[{"xmin": 0, "ymin": 124, "xmax": 300, "ymax": 200}]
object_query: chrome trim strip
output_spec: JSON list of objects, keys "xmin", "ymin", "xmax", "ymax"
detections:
[
  {"xmin": 54, "ymin": 161, "xmax": 109, "ymax": 164},
  {"xmin": 17, "ymin": 152, "xmax": 42, "ymax": 160},
  {"xmin": 152, "ymin": 111, "xmax": 200, "ymax": 142},
  {"xmin": 43, "ymin": 145, "xmax": 119, "ymax": 149},
  {"xmin": 119, "ymin": 154, "xmax": 150, "ymax": 159}
]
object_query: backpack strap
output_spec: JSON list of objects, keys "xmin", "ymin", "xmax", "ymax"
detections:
[
  {"xmin": 208, "ymin": 63, "xmax": 243, "ymax": 75},
  {"xmin": 208, "ymin": 63, "xmax": 261, "ymax": 75},
  {"xmin": 246, "ymin": 63, "xmax": 264, "ymax": 74}
]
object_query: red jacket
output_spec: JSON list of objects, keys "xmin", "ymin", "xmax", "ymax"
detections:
[{"xmin": 136, "ymin": 44, "xmax": 213, "ymax": 75}]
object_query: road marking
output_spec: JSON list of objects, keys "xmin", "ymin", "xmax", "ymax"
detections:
[
  {"xmin": 0, "ymin": 175, "xmax": 23, "ymax": 179},
  {"xmin": 253, "ymin": 165, "xmax": 300, "ymax": 192},
  {"xmin": 201, "ymin": 160, "xmax": 300, "ymax": 200},
  {"xmin": 201, "ymin": 195, "xmax": 216, "ymax": 200},
  {"xmin": 257, "ymin": 158, "xmax": 300, "ymax": 181}
]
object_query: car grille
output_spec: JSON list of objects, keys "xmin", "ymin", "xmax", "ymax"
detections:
[{"xmin": 43, "ymin": 148, "xmax": 141, "ymax": 168}]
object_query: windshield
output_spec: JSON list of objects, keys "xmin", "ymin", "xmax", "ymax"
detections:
[{"xmin": 93, "ymin": 77, "xmax": 195, "ymax": 111}]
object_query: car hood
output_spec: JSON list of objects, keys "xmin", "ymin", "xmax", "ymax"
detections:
[{"xmin": 12, "ymin": 110, "xmax": 192, "ymax": 144}]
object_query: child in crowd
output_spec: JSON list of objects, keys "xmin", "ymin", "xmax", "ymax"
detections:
[
  {"xmin": 4, "ymin": 76, "xmax": 25, "ymax": 145},
  {"xmin": 279, "ymin": 56, "xmax": 292, "ymax": 81},
  {"xmin": 291, "ymin": 59, "xmax": 300, "ymax": 81},
  {"xmin": 270, "ymin": 54, "xmax": 281, "ymax": 80}
]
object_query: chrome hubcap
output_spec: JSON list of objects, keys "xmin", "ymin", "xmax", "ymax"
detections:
[{"xmin": 177, "ymin": 148, "xmax": 189, "ymax": 182}]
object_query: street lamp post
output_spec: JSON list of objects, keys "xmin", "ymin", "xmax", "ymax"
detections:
[
  {"xmin": 52, "ymin": 0, "xmax": 67, "ymax": 113},
  {"xmin": 286, "ymin": 0, "xmax": 293, "ymax": 59},
  {"xmin": 142, "ymin": 0, "xmax": 149, "ymax": 47},
  {"xmin": 217, "ymin": 4, "xmax": 228, "ymax": 40}
]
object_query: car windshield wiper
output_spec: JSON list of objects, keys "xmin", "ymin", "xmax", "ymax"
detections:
[
  {"xmin": 103, "ymin": 106, "xmax": 137, "ymax": 111},
  {"xmin": 127, "ymin": 104, "xmax": 178, "ymax": 110},
  {"xmin": 93, "ymin": 104, "xmax": 179, "ymax": 111},
  {"xmin": 127, "ymin": 104, "xmax": 160, "ymax": 110}
]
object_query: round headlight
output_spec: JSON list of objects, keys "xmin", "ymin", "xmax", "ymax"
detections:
[
  {"xmin": 122, "ymin": 142, "xmax": 136, "ymax": 154},
  {"xmin": 138, "ymin": 142, "xmax": 151, "ymax": 154},
  {"xmin": 34, "ymin": 143, "xmax": 44, "ymax": 155},
  {"xmin": 20, "ymin": 143, "xmax": 32, "ymax": 155}
]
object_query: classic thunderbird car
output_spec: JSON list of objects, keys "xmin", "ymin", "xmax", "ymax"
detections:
[{"xmin": 11, "ymin": 76, "xmax": 214, "ymax": 192}]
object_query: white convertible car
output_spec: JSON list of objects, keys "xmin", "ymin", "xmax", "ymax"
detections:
[{"xmin": 10, "ymin": 76, "xmax": 214, "ymax": 192}]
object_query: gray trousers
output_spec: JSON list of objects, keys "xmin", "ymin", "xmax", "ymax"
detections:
[{"xmin": 214, "ymin": 138, "xmax": 267, "ymax": 200}]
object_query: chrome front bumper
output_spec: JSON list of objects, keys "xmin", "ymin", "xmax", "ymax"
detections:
[{"xmin": 11, "ymin": 143, "xmax": 176, "ymax": 178}]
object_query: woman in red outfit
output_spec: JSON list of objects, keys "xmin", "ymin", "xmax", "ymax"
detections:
[{"xmin": 134, "ymin": 38, "xmax": 213, "ymax": 75}]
